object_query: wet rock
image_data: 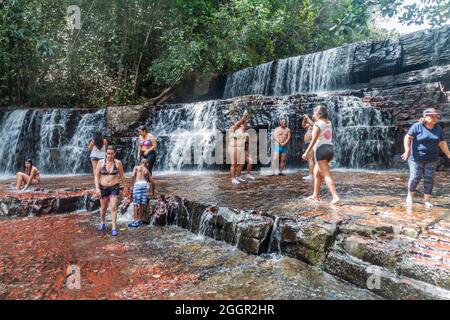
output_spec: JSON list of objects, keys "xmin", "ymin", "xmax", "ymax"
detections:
[
  {"xmin": 235, "ymin": 213, "xmax": 273, "ymax": 254},
  {"xmin": 0, "ymin": 189, "xmax": 99, "ymax": 217},
  {"xmin": 337, "ymin": 234, "xmax": 405, "ymax": 269},
  {"xmin": 399, "ymin": 256, "xmax": 450, "ymax": 290},
  {"xmin": 325, "ymin": 250, "xmax": 450, "ymax": 300},
  {"xmin": 106, "ymin": 105, "xmax": 150, "ymax": 137},
  {"xmin": 279, "ymin": 218, "xmax": 338, "ymax": 267}
]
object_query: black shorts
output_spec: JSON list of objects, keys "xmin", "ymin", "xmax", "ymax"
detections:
[
  {"xmin": 314, "ymin": 144, "xmax": 333, "ymax": 162},
  {"xmin": 140, "ymin": 150, "xmax": 156, "ymax": 174},
  {"xmin": 100, "ymin": 184, "xmax": 120, "ymax": 199}
]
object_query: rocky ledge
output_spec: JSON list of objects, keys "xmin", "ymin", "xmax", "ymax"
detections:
[
  {"xmin": 148, "ymin": 171, "xmax": 450, "ymax": 300},
  {"xmin": 1, "ymin": 172, "xmax": 449, "ymax": 300},
  {"xmin": 0, "ymin": 184, "xmax": 99, "ymax": 217}
]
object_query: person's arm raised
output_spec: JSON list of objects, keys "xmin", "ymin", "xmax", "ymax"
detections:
[
  {"xmin": 302, "ymin": 125, "xmax": 320, "ymax": 160},
  {"xmin": 302, "ymin": 116, "xmax": 308, "ymax": 129},
  {"xmin": 88, "ymin": 140, "xmax": 94, "ymax": 151},
  {"xmin": 230, "ymin": 112, "xmax": 249, "ymax": 132}
]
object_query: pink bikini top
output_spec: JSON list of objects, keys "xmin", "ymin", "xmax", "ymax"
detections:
[{"xmin": 138, "ymin": 138, "xmax": 152, "ymax": 147}]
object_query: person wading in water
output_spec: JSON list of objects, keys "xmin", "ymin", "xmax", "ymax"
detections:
[
  {"xmin": 302, "ymin": 105, "xmax": 340, "ymax": 205},
  {"xmin": 402, "ymin": 108, "xmax": 450, "ymax": 207},
  {"xmin": 95, "ymin": 145, "xmax": 128, "ymax": 236}
]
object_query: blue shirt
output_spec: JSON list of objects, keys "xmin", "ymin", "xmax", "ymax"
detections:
[{"xmin": 407, "ymin": 122, "xmax": 444, "ymax": 162}]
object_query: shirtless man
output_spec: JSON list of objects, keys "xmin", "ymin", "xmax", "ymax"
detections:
[
  {"xmin": 128, "ymin": 159, "xmax": 155, "ymax": 228},
  {"xmin": 302, "ymin": 114, "xmax": 315, "ymax": 181},
  {"xmin": 272, "ymin": 119, "xmax": 291, "ymax": 176}
]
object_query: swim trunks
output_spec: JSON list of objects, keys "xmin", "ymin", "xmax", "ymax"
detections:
[
  {"xmin": 275, "ymin": 145, "xmax": 288, "ymax": 154},
  {"xmin": 133, "ymin": 181, "xmax": 148, "ymax": 206}
]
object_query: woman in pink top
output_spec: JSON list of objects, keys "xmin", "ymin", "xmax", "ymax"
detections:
[{"xmin": 302, "ymin": 105, "xmax": 340, "ymax": 205}]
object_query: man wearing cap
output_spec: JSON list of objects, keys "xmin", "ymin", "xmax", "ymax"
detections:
[{"xmin": 401, "ymin": 108, "xmax": 450, "ymax": 207}]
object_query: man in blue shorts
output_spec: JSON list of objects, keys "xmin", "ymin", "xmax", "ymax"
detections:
[{"xmin": 272, "ymin": 119, "xmax": 291, "ymax": 176}]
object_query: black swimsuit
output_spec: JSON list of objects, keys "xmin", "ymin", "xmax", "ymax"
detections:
[{"xmin": 99, "ymin": 161, "xmax": 120, "ymax": 198}]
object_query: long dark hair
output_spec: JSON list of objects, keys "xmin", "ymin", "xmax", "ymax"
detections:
[
  {"xmin": 24, "ymin": 159, "xmax": 33, "ymax": 176},
  {"xmin": 93, "ymin": 132, "xmax": 104, "ymax": 149}
]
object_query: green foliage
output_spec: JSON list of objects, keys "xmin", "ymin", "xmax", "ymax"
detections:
[{"xmin": 0, "ymin": 0, "xmax": 447, "ymax": 107}]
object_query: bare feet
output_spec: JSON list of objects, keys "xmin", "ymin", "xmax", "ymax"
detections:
[
  {"xmin": 306, "ymin": 195, "xmax": 320, "ymax": 201},
  {"xmin": 329, "ymin": 197, "xmax": 340, "ymax": 205}
]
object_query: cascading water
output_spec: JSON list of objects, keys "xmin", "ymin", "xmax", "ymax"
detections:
[
  {"xmin": 0, "ymin": 110, "xmax": 29, "ymax": 176},
  {"xmin": 0, "ymin": 109, "xmax": 105, "ymax": 176},
  {"xmin": 223, "ymin": 45, "xmax": 355, "ymax": 98},
  {"xmin": 148, "ymin": 100, "xmax": 221, "ymax": 171},
  {"xmin": 326, "ymin": 96, "xmax": 398, "ymax": 169},
  {"xmin": 223, "ymin": 62, "xmax": 274, "ymax": 98},
  {"xmin": 147, "ymin": 97, "xmax": 305, "ymax": 172}
]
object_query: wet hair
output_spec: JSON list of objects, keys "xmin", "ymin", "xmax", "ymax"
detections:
[
  {"xmin": 140, "ymin": 158, "xmax": 149, "ymax": 166},
  {"xmin": 93, "ymin": 132, "xmax": 104, "ymax": 150},
  {"xmin": 280, "ymin": 118, "xmax": 287, "ymax": 123},
  {"xmin": 313, "ymin": 105, "xmax": 329, "ymax": 120},
  {"xmin": 137, "ymin": 125, "xmax": 148, "ymax": 133},
  {"xmin": 106, "ymin": 145, "xmax": 116, "ymax": 153}
]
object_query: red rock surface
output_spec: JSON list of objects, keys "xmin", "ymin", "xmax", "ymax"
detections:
[{"xmin": 0, "ymin": 213, "xmax": 198, "ymax": 300}]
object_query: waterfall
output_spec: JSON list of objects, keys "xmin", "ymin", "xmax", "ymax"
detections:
[
  {"xmin": 148, "ymin": 97, "xmax": 305, "ymax": 172},
  {"xmin": 223, "ymin": 45, "xmax": 355, "ymax": 98},
  {"xmin": 0, "ymin": 109, "xmax": 105, "ymax": 176},
  {"xmin": 223, "ymin": 62, "xmax": 274, "ymax": 98},
  {"xmin": 266, "ymin": 216, "xmax": 281, "ymax": 254},
  {"xmin": 148, "ymin": 100, "xmax": 221, "ymax": 171},
  {"xmin": 0, "ymin": 110, "xmax": 29, "ymax": 176},
  {"xmin": 328, "ymin": 96, "xmax": 398, "ymax": 169}
]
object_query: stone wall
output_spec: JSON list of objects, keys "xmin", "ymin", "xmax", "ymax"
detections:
[{"xmin": 146, "ymin": 192, "xmax": 450, "ymax": 300}]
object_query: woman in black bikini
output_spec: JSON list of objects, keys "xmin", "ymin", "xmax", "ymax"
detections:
[
  {"xmin": 16, "ymin": 159, "xmax": 40, "ymax": 190},
  {"xmin": 136, "ymin": 125, "xmax": 157, "ymax": 174},
  {"xmin": 94, "ymin": 145, "xmax": 128, "ymax": 236}
]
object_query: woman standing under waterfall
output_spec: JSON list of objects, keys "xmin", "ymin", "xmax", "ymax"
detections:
[
  {"xmin": 88, "ymin": 133, "xmax": 108, "ymax": 176},
  {"xmin": 94, "ymin": 145, "xmax": 128, "ymax": 236},
  {"xmin": 401, "ymin": 108, "xmax": 450, "ymax": 207},
  {"xmin": 16, "ymin": 159, "xmax": 40, "ymax": 190},
  {"xmin": 137, "ymin": 125, "xmax": 157, "ymax": 174},
  {"xmin": 229, "ymin": 111, "xmax": 250, "ymax": 185},
  {"xmin": 302, "ymin": 105, "xmax": 340, "ymax": 205}
]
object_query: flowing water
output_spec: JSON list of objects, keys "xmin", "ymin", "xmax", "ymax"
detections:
[
  {"xmin": 0, "ymin": 109, "xmax": 105, "ymax": 175},
  {"xmin": 223, "ymin": 45, "xmax": 356, "ymax": 98}
]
